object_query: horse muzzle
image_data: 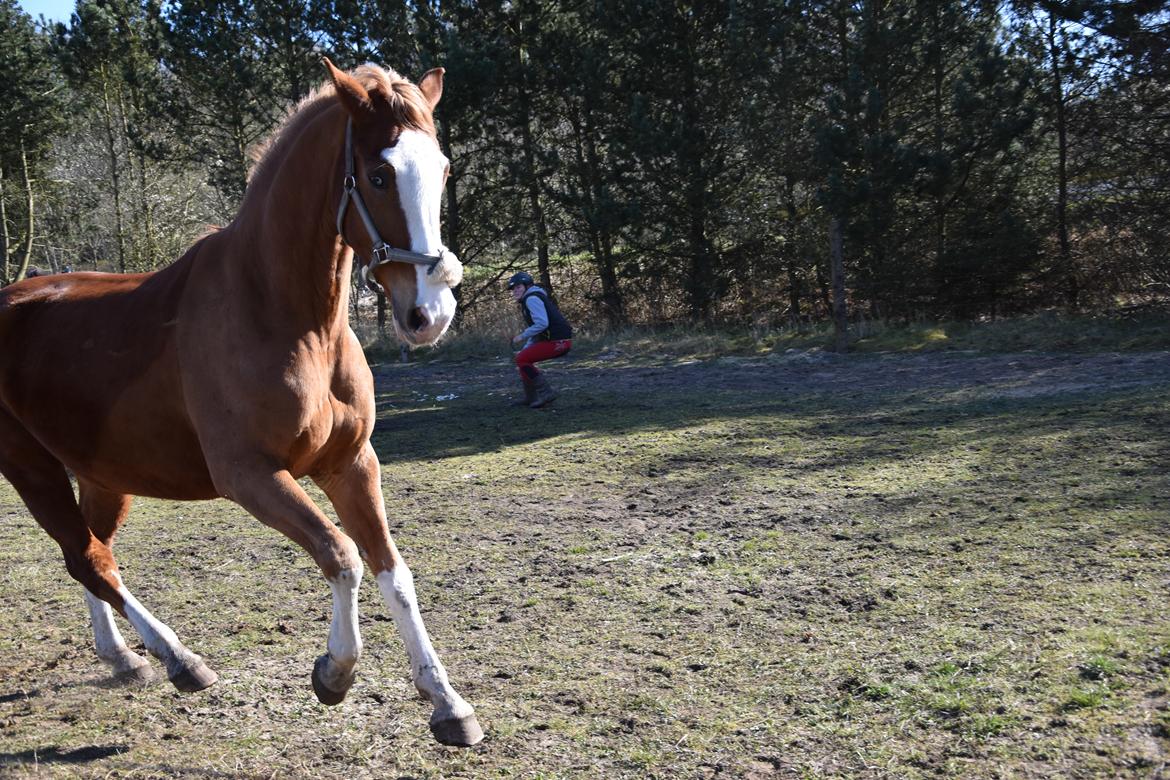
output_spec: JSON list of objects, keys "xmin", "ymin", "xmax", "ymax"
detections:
[{"xmin": 396, "ymin": 286, "xmax": 456, "ymax": 346}]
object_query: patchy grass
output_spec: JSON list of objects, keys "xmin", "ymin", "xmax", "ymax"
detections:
[
  {"xmin": 373, "ymin": 306, "xmax": 1170, "ymax": 365},
  {"xmin": 849, "ymin": 307, "xmax": 1170, "ymax": 353},
  {"xmin": 2, "ymin": 348, "xmax": 1169, "ymax": 778}
]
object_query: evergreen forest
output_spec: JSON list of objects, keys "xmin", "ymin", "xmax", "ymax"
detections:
[{"xmin": 1, "ymin": 0, "xmax": 1167, "ymax": 333}]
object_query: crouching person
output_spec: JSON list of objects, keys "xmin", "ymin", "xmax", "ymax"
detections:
[{"xmin": 507, "ymin": 272, "xmax": 572, "ymax": 408}]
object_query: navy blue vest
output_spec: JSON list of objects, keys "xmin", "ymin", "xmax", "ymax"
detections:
[{"xmin": 520, "ymin": 289, "xmax": 573, "ymax": 341}]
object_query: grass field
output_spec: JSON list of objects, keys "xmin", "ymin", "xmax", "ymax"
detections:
[{"xmin": 2, "ymin": 344, "xmax": 1169, "ymax": 778}]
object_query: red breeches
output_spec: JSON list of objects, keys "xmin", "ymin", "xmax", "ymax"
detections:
[{"xmin": 516, "ymin": 339, "xmax": 571, "ymax": 381}]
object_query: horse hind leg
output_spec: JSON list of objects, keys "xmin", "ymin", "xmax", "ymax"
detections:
[
  {"xmin": 111, "ymin": 581, "xmax": 217, "ymax": 692},
  {"xmin": 76, "ymin": 482, "xmax": 152, "ymax": 683},
  {"xmin": 82, "ymin": 589, "xmax": 152, "ymax": 683},
  {"xmin": 74, "ymin": 481, "xmax": 217, "ymax": 692},
  {"xmin": 0, "ymin": 415, "xmax": 215, "ymax": 691}
]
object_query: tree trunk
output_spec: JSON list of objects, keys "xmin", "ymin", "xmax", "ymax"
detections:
[
  {"xmin": 677, "ymin": 31, "xmax": 715, "ymax": 322},
  {"xmin": 17, "ymin": 139, "xmax": 35, "ymax": 282},
  {"xmin": 100, "ymin": 64, "xmax": 128, "ymax": 274},
  {"xmin": 787, "ymin": 261, "xmax": 803, "ymax": 329},
  {"xmin": 521, "ymin": 114, "xmax": 551, "ymax": 293},
  {"xmin": 576, "ymin": 95, "xmax": 625, "ymax": 327},
  {"xmin": 829, "ymin": 217, "xmax": 849, "ymax": 352},
  {"xmin": 815, "ymin": 254, "xmax": 832, "ymax": 318},
  {"xmin": 1047, "ymin": 13, "xmax": 1076, "ymax": 308},
  {"xmin": 1, "ymin": 158, "xmax": 10, "ymax": 285},
  {"xmin": 121, "ymin": 81, "xmax": 159, "ymax": 269},
  {"xmin": 516, "ymin": 11, "xmax": 552, "ymax": 294},
  {"xmin": 685, "ymin": 176, "xmax": 712, "ymax": 321},
  {"xmin": 439, "ymin": 118, "xmax": 464, "ymax": 322},
  {"xmin": 235, "ymin": 116, "xmax": 249, "ymax": 205},
  {"xmin": 931, "ymin": 2, "xmax": 946, "ymax": 284},
  {"xmin": 784, "ymin": 178, "xmax": 803, "ymax": 329},
  {"xmin": 440, "ymin": 120, "xmax": 462, "ymax": 262}
]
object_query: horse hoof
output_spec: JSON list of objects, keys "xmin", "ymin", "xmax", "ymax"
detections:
[
  {"xmin": 169, "ymin": 661, "xmax": 217, "ymax": 692},
  {"xmin": 311, "ymin": 654, "xmax": 354, "ymax": 706},
  {"xmin": 430, "ymin": 713, "xmax": 484, "ymax": 747},
  {"xmin": 113, "ymin": 659, "xmax": 155, "ymax": 685}
]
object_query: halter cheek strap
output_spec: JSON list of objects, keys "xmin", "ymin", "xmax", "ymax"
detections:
[{"xmin": 336, "ymin": 119, "xmax": 460, "ymax": 291}]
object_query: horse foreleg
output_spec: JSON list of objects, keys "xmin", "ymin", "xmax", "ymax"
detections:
[
  {"xmin": 314, "ymin": 565, "xmax": 363, "ymax": 704},
  {"xmin": 219, "ymin": 466, "xmax": 364, "ymax": 704},
  {"xmin": 376, "ymin": 559, "xmax": 483, "ymax": 746},
  {"xmin": 316, "ymin": 443, "xmax": 483, "ymax": 747}
]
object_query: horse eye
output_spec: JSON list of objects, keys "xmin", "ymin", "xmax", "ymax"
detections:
[{"xmin": 369, "ymin": 173, "xmax": 387, "ymax": 189}]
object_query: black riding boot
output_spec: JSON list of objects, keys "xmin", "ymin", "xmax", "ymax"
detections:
[
  {"xmin": 529, "ymin": 374, "xmax": 559, "ymax": 408},
  {"xmin": 512, "ymin": 379, "xmax": 536, "ymax": 406}
]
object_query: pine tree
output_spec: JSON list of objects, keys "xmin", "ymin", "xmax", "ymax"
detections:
[
  {"xmin": 0, "ymin": 0, "xmax": 63, "ymax": 284},
  {"xmin": 55, "ymin": 0, "xmax": 173, "ymax": 272},
  {"xmin": 608, "ymin": 0, "xmax": 755, "ymax": 320},
  {"xmin": 162, "ymin": 0, "xmax": 282, "ymax": 210},
  {"xmin": 541, "ymin": 0, "xmax": 634, "ymax": 326}
]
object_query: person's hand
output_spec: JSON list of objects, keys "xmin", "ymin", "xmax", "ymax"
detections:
[{"xmin": 512, "ymin": 334, "xmax": 523, "ymax": 345}]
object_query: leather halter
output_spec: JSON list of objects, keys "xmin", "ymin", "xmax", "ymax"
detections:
[{"xmin": 335, "ymin": 119, "xmax": 446, "ymax": 290}]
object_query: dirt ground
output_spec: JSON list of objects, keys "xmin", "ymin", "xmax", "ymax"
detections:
[
  {"xmin": 1, "ymin": 347, "xmax": 1169, "ymax": 778},
  {"xmin": 381, "ymin": 346, "xmax": 1170, "ymax": 402}
]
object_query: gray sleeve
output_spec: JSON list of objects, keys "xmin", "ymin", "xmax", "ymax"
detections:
[{"xmin": 519, "ymin": 296, "xmax": 549, "ymax": 341}]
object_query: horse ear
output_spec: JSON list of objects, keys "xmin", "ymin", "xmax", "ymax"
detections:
[
  {"xmin": 418, "ymin": 67, "xmax": 445, "ymax": 110},
  {"xmin": 323, "ymin": 57, "xmax": 374, "ymax": 121}
]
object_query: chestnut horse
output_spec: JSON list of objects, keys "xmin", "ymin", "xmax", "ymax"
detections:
[{"xmin": 0, "ymin": 60, "xmax": 482, "ymax": 747}]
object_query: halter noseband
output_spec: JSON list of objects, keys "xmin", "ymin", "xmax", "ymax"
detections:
[{"xmin": 336, "ymin": 119, "xmax": 448, "ymax": 291}]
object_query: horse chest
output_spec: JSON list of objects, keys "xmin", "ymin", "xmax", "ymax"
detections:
[
  {"xmin": 279, "ymin": 399, "xmax": 366, "ymax": 479},
  {"xmin": 280, "ymin": 364, "xmax": 374, "ymax": 474}
]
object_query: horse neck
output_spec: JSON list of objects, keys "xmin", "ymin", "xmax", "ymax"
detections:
[{"xmin": 234, "ymin": 107, "xmax": 352, "ymax": 338}]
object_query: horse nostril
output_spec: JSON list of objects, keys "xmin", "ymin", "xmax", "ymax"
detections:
[{"xmin": 409, "ymin": 307, "xmax": 429, "ymax": 332}]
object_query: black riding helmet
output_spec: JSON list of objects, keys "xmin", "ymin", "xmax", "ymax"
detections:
[{"xmin": 507, "ymin": 271, "xmax": 534, "ymax": 289}]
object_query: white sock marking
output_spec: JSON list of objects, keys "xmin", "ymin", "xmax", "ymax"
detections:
[
  {"xmin": 327, "ymin": 567, "xmax": 363, "ymax": 671},
  {"xmin": 116, "ymin": 583, "xmax": 200, "ymax": 676},
  {"xmin": 84, "ymin": 590, "xmax": 135, "ymax": 664},
  {"xmin": 376, "ymin": 565, "xmax": 473, "ymax": 721}
]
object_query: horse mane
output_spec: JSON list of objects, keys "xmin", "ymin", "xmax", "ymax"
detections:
[{"xmin": 242, "ymin": 63, "xmax": 436, "ymax": 212}]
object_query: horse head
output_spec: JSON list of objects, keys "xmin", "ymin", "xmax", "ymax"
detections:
[{"xmin": 325, "ymin": 59, "xmax": 459, "ymax": 347}]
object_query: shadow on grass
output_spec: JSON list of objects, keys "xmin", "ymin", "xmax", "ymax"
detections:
[
  {"xmin": 0, "ymin": 691, "xmax": 39, "ymax": 704},
  {"xmin": 366, "ymin": 358, "xmax": 1170, "ymax": 559},
  {"xmin": 369, "ymin": 360, "xmax": 1169, "ymax": 473},
  {"xmin": 0, "ymin": 745, "xmax": 127, "ymax": 765},
  {"xmin": 0, "ymin": 750, "xmax": 252, "ymax": 779}
]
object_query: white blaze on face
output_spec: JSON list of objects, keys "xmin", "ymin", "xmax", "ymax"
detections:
[{"xmin": 381, "ymin": 130, "xmax": 456, "ymax": 339}]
